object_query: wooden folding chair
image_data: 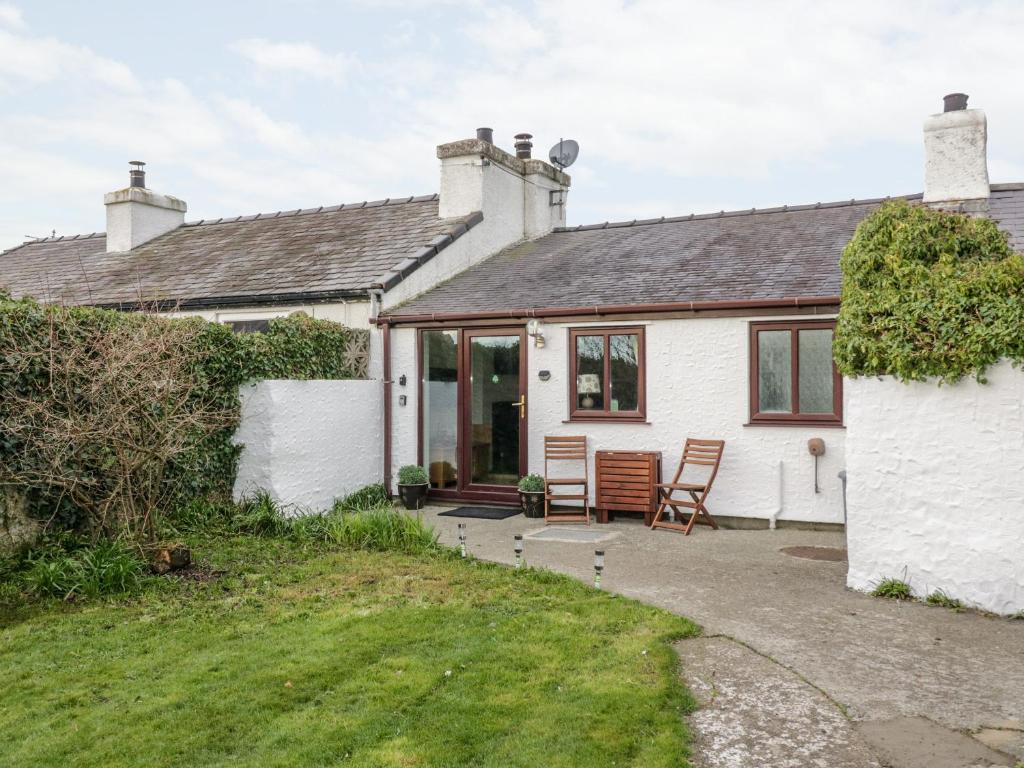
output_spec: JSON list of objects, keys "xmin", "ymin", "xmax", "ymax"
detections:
[
  {"xmin": 651, "ymin": 439, "xmax": 725, "ymax": 535},
  {"xmin": 544, "ymin": 435, "xmax": 591, "ymax": 524}
]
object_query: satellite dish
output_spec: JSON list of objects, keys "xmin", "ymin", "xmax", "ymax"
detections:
[{"xmin": 548, "ymin": 138, "xmax": 580, "ymax": 169}]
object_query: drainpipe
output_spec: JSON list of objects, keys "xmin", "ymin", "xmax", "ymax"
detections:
[
  {"xmin": 382, "ymin": 319, "xmax": 393, "ymax": 498},
  {"xmin": 369, "ymin": 288, "xmax": 392, "ymax": 498},
  {"xmin": 770, "ymin": 460, "xmax": 783, "ymax": 530}
]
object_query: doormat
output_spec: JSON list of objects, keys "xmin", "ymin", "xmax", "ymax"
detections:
[
  {"xmin": 527, "ymin": 528, "xmax": 619, "ymax": 544},
  {"xmin": 438, "ymin": 506, "xmax": 521, "ymax": 520}
]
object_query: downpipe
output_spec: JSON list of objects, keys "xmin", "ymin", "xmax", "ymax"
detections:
[{"xmin": 770, "ymin": 460, "xmax": 783, "ymax": 530}]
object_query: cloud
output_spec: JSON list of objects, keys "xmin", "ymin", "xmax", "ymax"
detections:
[
  {"xmin": 0, "ymin": 3, "xmax": 23, "ymax": 28},
  {"xmin": 429, "ymin": 0, "xmax": 1024, "ymax": 185},
  {"xmin": 229, "ymin": 38, "xmax": 357, "ymax": 83}
]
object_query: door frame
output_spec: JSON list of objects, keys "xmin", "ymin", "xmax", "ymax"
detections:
[{"xmin": 417, "ymin": 326, "xmax": 528, "ymax": 504}]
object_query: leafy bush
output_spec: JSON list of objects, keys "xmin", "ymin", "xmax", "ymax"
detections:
[
  {"xmin": 517, "ymin": 474, "xmax": 545, "ymax": 492},
  {"xmin": 334, "ymin": 484, "xmax": 390, "ymax": 512},
  {"xmin": 0, "ymin": 295, "xmax": 368, "ymax": 544},
  {"xmin": 397, "ymin": 465, "xmax": 429, "ymax": 485},
  {"xmin": 872, "ymin": 577, "xmax": 913, "ymax": 600},
  {"xmin": 15, "ymin": 538, "xmax": 144, "ymax": 601},
  {"xmin": 835, "ymin": 199, "xmax": 1024, "ymax": 383}
]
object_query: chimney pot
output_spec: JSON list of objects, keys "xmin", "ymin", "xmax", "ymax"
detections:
[
  {"xmin": 129, "ymin": 160, "xmax": 146, "ymax": 189},
  {"xmin": 943, "ymin": 93, "xmax": 969, "ymax": 112},
  {"xmin": 476, "ymin": 127, "xmax": 493, "ymax": 144},
  {"xmin": 514, "ymin": 132, "xmax": 533, "ymax": 159}
]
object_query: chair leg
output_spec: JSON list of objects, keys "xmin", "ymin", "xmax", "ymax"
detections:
[{"xmin": 688, "ymin": 490, "xmax": 718, "ymax": 530}]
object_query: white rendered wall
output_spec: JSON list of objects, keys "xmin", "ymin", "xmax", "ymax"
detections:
[
  {"xmin": 233, "ymin": 379, "xmax": 383, "ymax": 512},
  {"xmin": 845, "ymin": 362, "xmax": 1024, "ymax": 615},
  {"xmin": 173, "ymin": 299, "xmax": 372, "ymax": 329},
  {"xmin": 388, "ymin": 316, "xmax": 846, "ymax": 523}
]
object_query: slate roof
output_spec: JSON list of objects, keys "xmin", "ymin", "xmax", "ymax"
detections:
[
  {"xmin": 386, "ymin": 184, "xmax": 1024, "ymax": 318},
  {"xmin": 0, "ymin": 195, "xmax": 480, "ymax": 308}
]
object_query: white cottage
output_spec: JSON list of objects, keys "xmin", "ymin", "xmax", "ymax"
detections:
[
  {"xmin": 377, "ymin": 96, "xmax": 1024, "ymax": 536},
  {"xmin": 3, "ymin": 95, "xmax": 1023, "ymax": 576}
]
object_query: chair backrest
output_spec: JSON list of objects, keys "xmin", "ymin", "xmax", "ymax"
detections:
[
  {"xmin": 670, "ymin": 438, "xmax": 725, "ymax": 489},
  {"xmin": 544, "ymin": 435, "xmax": 588, "ymax": 479}
]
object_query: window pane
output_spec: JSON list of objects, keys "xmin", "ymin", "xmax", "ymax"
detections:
[
  {"xmin": 422, "ymin": 330, "xmax": 458, "ymax": 489},
  {"xmin": 798, "ymin": 329, "xmax": 834, "ymax": 414},
  {"xmin": 575, "ymin": 335, "xmax": 604, "ymax": 410},
  {"xmin": 609, "ymin": 334, "xmax": 639, "ymax": 411},
  {"xmin": 758, "ymin": 330, "xmax": 792, "ymax": 413}
]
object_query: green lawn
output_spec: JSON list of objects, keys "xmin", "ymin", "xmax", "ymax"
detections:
[{"xmin": 0, "ymin": 535, "xmax": 699, "ymax": 767}]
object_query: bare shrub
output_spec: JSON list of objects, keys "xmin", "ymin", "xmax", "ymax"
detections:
[{"xmin": 1, "ymin": 306, "xmax": 236, "ymax": 543}]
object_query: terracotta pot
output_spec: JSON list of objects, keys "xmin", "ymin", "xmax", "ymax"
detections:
[
  {"xmin": 520, "ymin": 490, "xmax": 545, "ymax": 518},
  {"xmin": 398, "ymin": 483, "xmax": 428, "ymax": 510}
]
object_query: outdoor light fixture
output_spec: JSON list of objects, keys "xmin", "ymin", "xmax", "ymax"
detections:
[
  {"xmin": 526, "ymin": 318, "xmax": 545, "ymax": 348},
  {"xmin": 594, "ymin": 549, "xmax": 605, "ymax": 589},
  {"xmin": 514, "ymin": 534, "xmax": 524, "ymax": 569},
  {"xmin": 458, "ymin": 523, "xmax": 467, "ymax": 558}
]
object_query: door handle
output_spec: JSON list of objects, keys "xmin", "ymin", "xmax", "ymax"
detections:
[{"xmin": 513, "ymin": 394, "xmax": 526, "ymax": 419}]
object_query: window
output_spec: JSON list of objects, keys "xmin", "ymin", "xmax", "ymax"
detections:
[
  {"xmin": 568, "ymin": 327, "xmax": 646, "ymax": 420},
  {"xmin": 749, "ymin": 320, "xmax": 842, "ymax": 425},
  {"xmin": 225, "ymin": 319, "xmax": 271, "ymax": 334}
]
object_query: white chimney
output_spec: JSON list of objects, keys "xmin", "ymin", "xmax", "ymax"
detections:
[
  {"xmin": 923, "ymin": 93, "xmax": 990, "ymax": 206},
  {"xmin": 437, "ymin": 129, "xmax": 570, "ymax": 243},
  {"xmin": 104, "ymin": 161, "xmax": 186, "ymax": 252}
]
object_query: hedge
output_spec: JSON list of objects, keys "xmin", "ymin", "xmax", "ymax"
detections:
[
  {"xmin": 834, "ymin": 199, "xmax": 1024, "ymax": 383},
  {"xmin": 0, "ymin": 293, "xmax": 368, "ymax": 533}
]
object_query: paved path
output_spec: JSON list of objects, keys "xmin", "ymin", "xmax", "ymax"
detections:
[{"xmin": 417, "ymin": 507, "xmax": 1024, "ymax": 767}]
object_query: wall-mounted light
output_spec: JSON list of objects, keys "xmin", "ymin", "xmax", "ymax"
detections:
[
  {"xmin": 398, "ymin": 395, "xmax": 407, "ymax": 406},
  {"xmin": 538, "ymin": 369, "xmax": 551, "ymax": 382},
  {"xmin": 526, "ymin": 318, "xmax": 545, "ymax": 348},
  {"xmin": 398, "ymin": 374, "xmax": 407, "ymax": 386}
]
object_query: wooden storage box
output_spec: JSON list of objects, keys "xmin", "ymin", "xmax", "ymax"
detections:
[{"xmin": 595, "ymin": 450, "xmax": 662, "ymax": 526}]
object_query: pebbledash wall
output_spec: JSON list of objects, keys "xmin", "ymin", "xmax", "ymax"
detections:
[
  {"xmin": 845, "ymin": 361, "xmax": 1024, "ymax": 615},
  {"xmin": 234, "ymin": 379, "xmax": 383, "ymax": 512},
  {"xmin": 388, "ymin": 314, "xmax": 847, "ymax": 525}
]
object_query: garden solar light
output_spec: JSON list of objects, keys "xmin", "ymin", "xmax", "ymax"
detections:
[
  {"xmin": 457, "ymin": 523, "xmax": 467, "ymax": 558},
  {"xmin": 594, "ymin": 550, "xmax": 605, "ymax": 589},
  {"xmin": 514, "ymin": 534, "xmax": 524, "ymax": 568}
]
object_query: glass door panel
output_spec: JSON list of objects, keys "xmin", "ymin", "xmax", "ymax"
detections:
[
  {"xmin": 421, "ymin": 330, "xmax": 459, "ymax": 490},
  {"xmin": 464, "ymin": 331, "xmax": 525, "ymax": 489}
]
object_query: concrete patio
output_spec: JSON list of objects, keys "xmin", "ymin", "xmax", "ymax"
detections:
[{"xmin": 416, "ymin": 506, "xmax": 1024, "ymax": 768}]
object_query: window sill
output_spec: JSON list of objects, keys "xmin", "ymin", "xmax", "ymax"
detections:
[
  {"xmin": 563, "ymin": 418, "xmax": 651, "ymax": 424},
  {"xmin": 744, "ymin": 420, "xmax": 845, "ymax": 429}
]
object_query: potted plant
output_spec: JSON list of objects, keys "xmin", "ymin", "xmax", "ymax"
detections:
[
  {"xmin": 518, "ymin": 474, "xmax": 546, "ymax": 518},
  {"xmin": 397, "ymin": 464, "xmax": 429, "ymax": 510}
]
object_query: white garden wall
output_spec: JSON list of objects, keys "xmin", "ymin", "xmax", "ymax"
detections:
[
  {"xmin": 845, "ymin": 362, "xmax": 1024, "ymax": 615},
  {"xmin": 234, "ymin": 380, "xmax": 383, "ymax": 512},
  {"xmin": 388, "ymin": 315, "xmax": 846, "ymax": 524}
]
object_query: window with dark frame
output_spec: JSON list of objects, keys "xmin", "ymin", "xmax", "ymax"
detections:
[
  {"xmin": 749, "ymin": 320, "xmax": 842, "ymax": 425},
  {"xmin": 568, "ymin": 327, "xmax": 646, "ymax": 420}
]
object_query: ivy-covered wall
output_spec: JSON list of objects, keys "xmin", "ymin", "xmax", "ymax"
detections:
[
  {"xmin": 0, "ymin": 293, "xmax": 368, "ymax": 531},
  {"xmin": 834, "ymin": 199, "xmax": 1024, "ymax": 383}
]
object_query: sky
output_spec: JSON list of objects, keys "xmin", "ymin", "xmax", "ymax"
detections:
[{"xmin": 2, "ymin": 0, "xmax": 1024, "ymax": 251}]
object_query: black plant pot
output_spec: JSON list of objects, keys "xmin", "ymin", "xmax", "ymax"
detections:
[
  {"xmin": 398, "ymin": 483, "xmax": 429, "ymax": 510},
  {"xmin": 520, "ymin": 490, "xmax": 545, "ymax": 518}
]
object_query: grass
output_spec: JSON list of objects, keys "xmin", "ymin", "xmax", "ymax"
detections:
[
  {"xmin": 871, "ymin": 577, "xmax": 913, "ymax": 600},
  {"xmin": 0, "ymin": 530, "xmax": 699, "ymax": 767},
  {"xmin": 925, "ymin": 590, "xmax": 964, "ymax": 612}
]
